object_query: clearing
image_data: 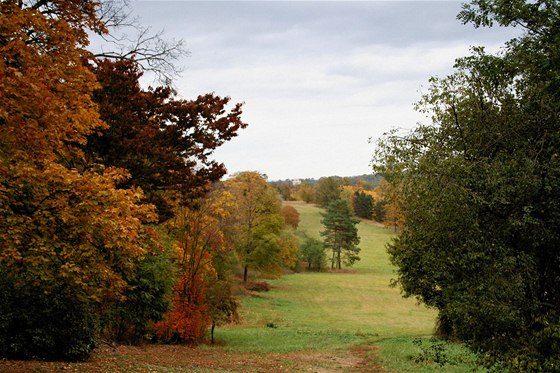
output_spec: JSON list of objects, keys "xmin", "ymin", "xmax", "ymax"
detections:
[{"xmin": 0, "ymin": 201, "xmax": 481, "ymax": 372}]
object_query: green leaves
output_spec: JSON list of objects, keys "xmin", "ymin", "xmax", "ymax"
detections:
[
  {"xmin": 374, "ymin": 1, "xmax": 560, "ymax": 369},
  {"xmin": 320, "ymin": 199, "xmax": 361, "ymax": 269}
]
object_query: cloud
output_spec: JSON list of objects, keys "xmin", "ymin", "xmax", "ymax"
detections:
[{"xmin": 127, "ymin": 1, "xmax": 520, "ymax": 180}]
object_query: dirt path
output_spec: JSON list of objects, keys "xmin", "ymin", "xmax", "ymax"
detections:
[{"xmin": 0, "ymin": 344, "xmax": 386, "ymax": 372}]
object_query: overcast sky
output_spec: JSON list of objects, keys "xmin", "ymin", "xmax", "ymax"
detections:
[{"xmin": 127, "ymin": 1, "xmax": 520, "ymax": 181}]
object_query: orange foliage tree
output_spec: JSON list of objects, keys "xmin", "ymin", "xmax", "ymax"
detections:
[
  {"xmin": 281, "ymin": 205, "xmax": 300, "ymax": 229},
  {"xmin": 153, "ymin": 190, "xmax": 238, "ymax": 343},
  {"xmin": 0, "ymin": 0, "xmax": 161, "ymax": 360}
]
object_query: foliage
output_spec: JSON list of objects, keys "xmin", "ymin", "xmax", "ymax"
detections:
[
  {"xmin": 353, "ymin": 191, "xmax": 374, "ymax": 220},
  {"xmin": 154, "ymin": 190, "xmax": 238, "ymax": 343},
  {"xmin": 1, "ymin": 5, "xmax": 160, "ymax": 361},
  {"xmin": 314, "ymin": 177, "xmax": 342, "ymax": 208},
  {"xmin": 299, "ymin": 235, "xmax": 327, "ymax": 270},
  {"xmin": 89, "ymin": 58, "xmax": 248, "ymax": 221},
  {"xmin": 270, "ymin": 180, "xmax": 296, "ymax": 201},
  {"xmin": 297, "ymin": 182, "xmax": 316, "ymax": 204},
  {"xmin": 153, "ymin": 272, "xmax": 210, "ymax": 343},
  {"xmin": 0, "ymin": 272, "xmax": 99, "ymax": 361},
  {"xmin": 412, "ymin": 338, "xmax": 449, "ymax": 367},
  {"xmin": 373, "ymin": 1, "xmax": 560, "ymax": 369},
  {"xmin": 224, "ymin": 172, "xmax": 287, "ymax": 282},
  {"xmin": 320, "ymin": 200, "xmax": 361, "ymax": 269},
  {"xmin": 281, "ymin": 205, "xmax": 300, "ymax": 229},
  {"xmin": 339, "ymin": 185, "xmax": 356, "ymax": 213},
  {"xmin": 102, "ymin": 246, "xmax": 175, "ymax": 344}
]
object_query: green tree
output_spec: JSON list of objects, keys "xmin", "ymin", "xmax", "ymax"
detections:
[
  {"xmin": 373, "ymin": 1, "xmax": 560, "ymax": 369},
  {"xmin": 299, "ymin": 235, "xmax": 327, "ymax": 271},
  {"xmin": 353, "ymin": 191, "xmax": 374, "ymax": 220},
  {"xmin": 315, "ymin": 177, "xmax": 342, "ymax": 208},
  {"xmin": 320, "ymin": 200, "xmax": 360, "ymax": 269},
  {"xmin": 224, "ymin": 172, "xmax": 285, "ymax": 282}
]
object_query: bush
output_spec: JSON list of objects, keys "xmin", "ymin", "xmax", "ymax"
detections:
[
  {"xmin": 244, "ymin": 281, "xmax": 271, "ymax": 292},
  {"xmin": 0, "ymin": 274, "xmax": 99, "ymax": 361},
  {"xmin": 102, "ymin": 249, "xmax": 174, "ymax": 344}
]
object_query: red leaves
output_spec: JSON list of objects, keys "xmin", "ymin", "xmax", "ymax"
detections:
[
  {"xmin": 152, "ymin": 273, "xmax": 210, "ymax": 344},
  {"xmin": 88, "ymin": 59, "xmax": 248, "ymax": 220}
]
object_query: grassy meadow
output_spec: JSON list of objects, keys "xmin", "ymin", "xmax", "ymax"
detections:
[{"xmin": 215, "ymin": 201, "xmax": 481, "ymax": 372}]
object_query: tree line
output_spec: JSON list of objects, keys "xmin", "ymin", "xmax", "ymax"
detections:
[{"xmin": 271, "ymin": 176, "xmax": 393, "ymax": 224}]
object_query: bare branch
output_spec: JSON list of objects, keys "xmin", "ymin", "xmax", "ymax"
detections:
[{"xmin": 91, "ymin": 0, "xmax": 189, "ymax": 83}]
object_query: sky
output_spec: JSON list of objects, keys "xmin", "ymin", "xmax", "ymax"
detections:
[{"xmin": 124, "ymin": 1, "xmax": 520, "ymax": 181}]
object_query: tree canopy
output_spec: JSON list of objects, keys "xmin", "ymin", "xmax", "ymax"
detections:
[
  {"xmin": 0, "ymin": 0, "xmax": 247, "ymax": 359},
  {"xmin": 320, "ymin": 200, "xmax": 360, "ymax": 269},
  {"xmin": 373, "ymin": 0, "xmax": 560, "ymax": 370},
  {"xmin": 224, "ymin": 172, "xmax": 287, "ymax": 282}
]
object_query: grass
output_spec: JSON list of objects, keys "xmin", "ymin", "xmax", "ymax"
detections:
[
  {"xmin": 216, "ymin": 201, "xmax": 482, "ymax": 372},
  {"xmin": 0, "ymin": 200, "xmax": 482, "ymax": 372}
]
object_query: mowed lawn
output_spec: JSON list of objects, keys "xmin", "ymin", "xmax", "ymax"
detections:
[{"xmin": 216, "ymin": 201, "xmax": 481, "ymax": 372}]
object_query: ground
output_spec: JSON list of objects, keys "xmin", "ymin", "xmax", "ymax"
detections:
[{"xmin": 0, "ymin": 344, "xmax": 385, "ymax": 372}]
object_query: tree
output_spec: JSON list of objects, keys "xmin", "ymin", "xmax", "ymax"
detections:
[
  {"xmin": 353, "ymin": 191, "xmax": 374, "ymax": 220},
  {"xmin": 93, "ymin": 0, "xmax": 187, "ymax": 82},
  {"xmin": 1, "ymin": 0, "xmax": 162, "ymax": 360},
  {"xmin": 101, "ymin": 244, "xmax": 174, "ymax": 344},
  {"xmin": 299, "ymin": 235, "xmax": 327, "ymax": 271},
  {"xmin": 153, "ymin": 189, "xmax": 237, "ymax": 343},
  {"xmin": 373, "ymin": 1, "xmax": 560, "ymax": 369},
  {"xmin": 88, "ymin": 58, "xmax": 247, "ymax": 221},
  {"xmin": 224, "ymin": 172, "xmax": 285, "ymax": 282},
  {"xmin": 297, "ymin": 182, "xmax": 316, "ymax": 204},
  {"xmin": 320, "ymin": 200, "xmax": 361, "ymax": 269},
  {"xmin": 281, "ymin": 205, "xmax": 300, "ymax": 229},
  {"xmin": 315, "ymin": 177, "xmax": 342, "ymax": 208}
]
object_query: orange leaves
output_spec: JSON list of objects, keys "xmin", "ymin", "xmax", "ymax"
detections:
[
  {"xmin": 0, "ymin": 160, "xmax": 158, "ymax": 302},
  {"xmin": 281, "ymin": 205, "xmax": 300, "ymax": 229},
  {"xmin": 1, "ymin": 1, "xmax": 104, "ymax": 166}
]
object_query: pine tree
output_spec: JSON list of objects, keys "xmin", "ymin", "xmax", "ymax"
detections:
[{"xmin": 320, "ymin": 200, "xmax": 361, "ymax": 269}]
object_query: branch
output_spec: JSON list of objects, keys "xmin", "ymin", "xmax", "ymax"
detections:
[{"xmin": 91, "ymin": 0, "xmax": 189, "ymax": 83}]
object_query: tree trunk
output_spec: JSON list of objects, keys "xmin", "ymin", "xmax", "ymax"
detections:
[
  {"xmin": 337, "ymin": 251, "xmax": 341, "ymax": 269},
  {"xmin": 331, "ymin": 250, "xmax": 335, "ymax": 269},
  {"xmin": 211, "ymin": 320, "xmax": 216, "ymax": 344},
  {"xmin": 243, "ymin": 265, "xmax": 248, "ymax": 283}
]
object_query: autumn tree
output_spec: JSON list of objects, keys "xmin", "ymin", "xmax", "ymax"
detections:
[
  {"xmin": 315, "ymin": 177, "xmax": 342, "ymax": 208},
  {"xmin": 88, "ymin": 58, "xmax": 247, "ymax": 221},
  {"xmin": 281, "ymin": 205, "xmax": 300, "ymax": 229},
  {"xmin": 320, "ymin": 200, "xmax": 361, "ymax": 269},
  {"xmin": 297, "ymin": 181, "xmax": 316, "ymax": 204},
  {"xmin": 224, "ymin": 172, "xmax": 289, "ymax": 282},
  {"xmin": 373, "ymin": 1, "xmax": 560, "ymax": 369},
  {"xmin": 153, "ymin": 189, "xmax": 238, "ymax": 343},
  {"xmin": 0, "ymin": 0, "xmax": 161, "ymax": 360}
]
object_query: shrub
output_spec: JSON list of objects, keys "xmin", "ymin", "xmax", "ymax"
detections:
[{"xmin": 0, "ymin": 274, "xmax": 98, "ymax": 361}]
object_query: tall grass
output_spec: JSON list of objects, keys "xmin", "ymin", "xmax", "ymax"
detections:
[{"xmin": 217, "ymin": 201, "xmax": 481, "ymax": 372}]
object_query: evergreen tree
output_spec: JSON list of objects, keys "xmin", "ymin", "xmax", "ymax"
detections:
[
  {"xmin": 353, "ymin": 191, "xmax": 374, "ymax": 220},
  {"xmin": 320, "ymin": 200, "xmax": 361, "ymax": 269}
]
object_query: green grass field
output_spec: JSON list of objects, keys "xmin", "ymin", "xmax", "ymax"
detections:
[{"xmin": 217, "ymin": 201, "xmax": 481, "ymax": 372}]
